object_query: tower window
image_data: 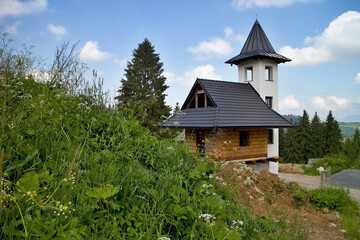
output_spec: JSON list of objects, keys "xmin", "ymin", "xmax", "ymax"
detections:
[
  {"xmin": 239, "ymin": 130, "xmax": 249, "ymax": 146},
  {"xmin": 265, "ymin": 96, "xmax": 273, "ymax": 108},
  {"xmin": 265, "ymin": 66, "xmax": 272, "ymax": 81},
  {"xmin": 268, "ymin": 129, "xmax": 274, "ymax": 144},
  {"xmin": 246, "ymin": 67, "xmax": 253, "ymax": 82}
]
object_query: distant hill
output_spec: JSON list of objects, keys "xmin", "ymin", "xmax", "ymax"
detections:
[
  {"xmin": 339, "ymin": 122, "xmax": 360, "ymax": 138},
  {"xmin": 282, "ymin": 114, "xmax": 300, "ymax": 123},
  {"xmin": 281, "ymin": 115, "xmax": 359, "ymax": 138}
]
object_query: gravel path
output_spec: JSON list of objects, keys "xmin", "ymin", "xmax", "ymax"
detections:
[
  {"xmin": 278, "ymin": 172, "xmax": 360, "ymax": 205},
  {"xmin": 332, "ymin": 169, "xmax": 360, "ymax": 189}
]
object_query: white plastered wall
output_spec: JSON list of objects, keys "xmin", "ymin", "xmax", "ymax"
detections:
[{"xmin": 237, "ymin": 59, "xmax": 279, "ymax": 158}]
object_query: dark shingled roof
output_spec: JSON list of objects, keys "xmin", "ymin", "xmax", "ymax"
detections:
[
  {"xmin": 162, "ymin": 79, "xmax": 293, "ymax": 129},
  {"xmin": 225, "ymin": 20, "xmax": 291, "ymax": 65}
]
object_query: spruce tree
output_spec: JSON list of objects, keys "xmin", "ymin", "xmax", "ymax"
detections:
[
  {"xmin": 282, "ymin": 119, "xmax": 302, "ymax": 163},
  {"xmin": 115, "ymin": 38, "xmax": 171, "ymax": 135},
  {"xmin": 324, "ymin": 111, "xmax": 342, "ymax": 155},
  {"xmin": 311, "ymin": 112, "xmax": 325, "ymax": 158},
  {"xmin": 295, "ymin": 110, "xmax": 312, "ymax": 163}
]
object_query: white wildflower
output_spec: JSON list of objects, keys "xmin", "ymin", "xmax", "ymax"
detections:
[
  {"xmin": 198, "ymin": 213, "xmax": 216, "ymax": 222},
  {"xmin": 159, "ymin": 237, "xmax": 170, "ymax": 240}
]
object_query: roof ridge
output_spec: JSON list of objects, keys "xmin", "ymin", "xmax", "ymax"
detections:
[{"xmin": 197, "ymin": 78, "xmax": 249, "ymax": 85}]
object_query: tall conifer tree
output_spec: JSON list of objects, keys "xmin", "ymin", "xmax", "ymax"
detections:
[
  {"xmin": 116, "ymin": 39, "xmax": 171, "ymax": 135},
  {"xmin": 311, "ymin": 112, "xmax": 325, "ymax": 158},
  {"xmin": 282, "ymin": 119, "xmax": 302, "ymax": 163},
  {"xmin": 295, "ymin": 110, "xmax": 312, "ymax": 163},
  {"xmin": 324, "ymin": 111, "xmax": 342, "ymax": 155}
]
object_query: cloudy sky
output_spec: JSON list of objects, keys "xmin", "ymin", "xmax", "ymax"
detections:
[{"xmin": 1, "ymin": 0, "xmax": 360, "ymax": 121}]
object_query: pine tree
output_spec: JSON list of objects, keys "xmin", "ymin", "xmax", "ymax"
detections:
[
  {"xmin": 324, "ymin": 111, "xmax": 342, "ymax": 155},
  {"xmin": 311, "ymin": 112, "xmax": 325, "ymax": 158},
  {"xmin": 295, "ymin": 110, "xmax": 312, "ymax": 163},
  {"xmin": 115, "ymin": 38, "xmax": 171, "ymax": 135}
]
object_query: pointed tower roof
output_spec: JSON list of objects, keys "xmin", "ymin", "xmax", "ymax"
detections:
[{"xmin": 225, "ymin": 20, "xmax": 291, "ymax": 65}]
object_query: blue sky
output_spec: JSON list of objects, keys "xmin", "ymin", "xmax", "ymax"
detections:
[{"xmin": 1, "ymin": 0, "xmax": 360, "ymax": 121}]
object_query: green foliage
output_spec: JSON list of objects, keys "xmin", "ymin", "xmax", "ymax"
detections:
[
  {"xmin": 115, "ymin": 38, "xmax": 171, "ymax": 138},
  {"xmin": 281, "ymin": 110, "xmax": 344, "ymax": 164},
  {"xmin": 290, "ymin": 184, "xmax": 307, "ymax": 207},
  {"xmin": 85, "ymin": 184, "xmax": 119, "ymax": 200},
  {"xmin": 308, "ymin": 188, "xmax": 357, "ymax": 211},
  {"xmin": 304, "ymin": 153, "xmax": 360, "ymax": 175}
]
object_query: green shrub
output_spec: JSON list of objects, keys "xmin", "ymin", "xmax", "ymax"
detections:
[
  {"xmin": 290, "ymin": 183, "xmax": 307, "ymax": 207},
  {"xmin": 304, "ymin": 154, "xmax": 353, "ymax": 175},
  {"xmin": 308, "ymin": 188, "xmax": 357, "ymax": 212}
]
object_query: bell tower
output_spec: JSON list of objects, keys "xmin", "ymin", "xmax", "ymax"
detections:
[{"xmin": 225, "ymin": 20, "xmax": 291, "ymax": 158}]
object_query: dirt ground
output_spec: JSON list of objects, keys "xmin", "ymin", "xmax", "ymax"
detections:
[{"xmin": 217, "ymin": 162, "xmax": 348, "ymax": 240}]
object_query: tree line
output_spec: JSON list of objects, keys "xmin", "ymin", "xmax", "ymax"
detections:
[{"xmin": 280, "ymin": 110, "xmax": 360, "ymax": 164}]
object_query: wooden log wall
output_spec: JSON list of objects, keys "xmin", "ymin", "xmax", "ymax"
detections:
[{"xmin": 185, "ymin": 128, "xmax": 267, "ymax": 160}]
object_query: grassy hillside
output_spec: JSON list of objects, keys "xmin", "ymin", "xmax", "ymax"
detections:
[{"xmin": 0, "ymin": 76, "xmax": 311, "ymax": 239}]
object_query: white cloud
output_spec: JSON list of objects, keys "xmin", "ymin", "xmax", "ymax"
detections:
[
  {"xmin": 311, "ymin": 96, "xmax": 349, "ymax": 110},
  {"xmin": 0, "ymin": 0, "xmax": 47, "ymax": 20},
  {"xmin": 224, "ymin": 26, "xmax": 246, "ymax": 42},
  {"xmin": 187, "ymin": 38, "xmax": 233, "ymax": 60},
  {"xmin": 4, "ymin": 21, "xmax": 20, "ymax": 35},
  {"xmin": 231, "ymin": 0, "xmax": 316, "ymax": 10},
  {"xmin": 279, "ymin": 95, "xmax": 300, "ymax": 110},
  {"xmin": 279, "ymin": 11, "xmax": 360, "ymax": 65},
  {"xmin": 354, "ymin": 72, "xmax": 360, "ymax": 84},
  {"xmin": 47, "ymin": 23, "xmax": 67, "ymax": 36},
  {"xmin": 187, "ymin": 27, "xmax": 245, "ymax": 60},
  {"xmin": 79, "ymin": 41, "xmax": 112, "ymax": 62},
  {"xmin": 165, "ymin": 64, "xmax": 222, "ymax": 87},
  {"xmin": 312, "ymin": 96, "xmax": 326, "ymax": 109}
]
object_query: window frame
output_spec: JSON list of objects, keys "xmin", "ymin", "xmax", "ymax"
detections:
[
  {"xmin": 265, "ymin": 66, "xmax": 272, "ymax": 81},
  {"xmin": 246, "ymin": 67, "xmax": 253, "ymax": 82}
]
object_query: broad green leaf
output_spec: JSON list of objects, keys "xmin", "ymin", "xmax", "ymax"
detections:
[
  {"xmin": 16, "ymin": 172, "xmax": 39, "ymax": 192},
  {"xmin": 85, "ymin": 184, "xmax": 119, "ymax": 199}
]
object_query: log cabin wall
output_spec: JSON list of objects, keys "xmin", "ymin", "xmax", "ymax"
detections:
[
  {"xmin": 185, "ymin": 129, "xmax": 197, "ymax": 154},
  {"xmin": 185, "ymin": 128, "xmax": 267, "ymax": 160}
]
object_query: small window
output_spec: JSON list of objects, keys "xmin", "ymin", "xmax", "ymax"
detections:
[
  {"xmin": 265, "ymin": 66, "xmax": 272, "ymax": 81},
  {"xmin": 239, "ymin": 130, "xmax": 249, "ymax": 146},
  {"xmin": 265, "ymin": 96, "xmax": 272, "ymax": 108},
  {"xmin": 246, "ymin": 67, "xmax": 253, "ymax": 82},
  {"xmin": 268, "ymin": 129, "xmax": 274, "ymax": 144},
  {"xmin": 197, "ymin": 93, "xmax": 205, "ymax": 108}
]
